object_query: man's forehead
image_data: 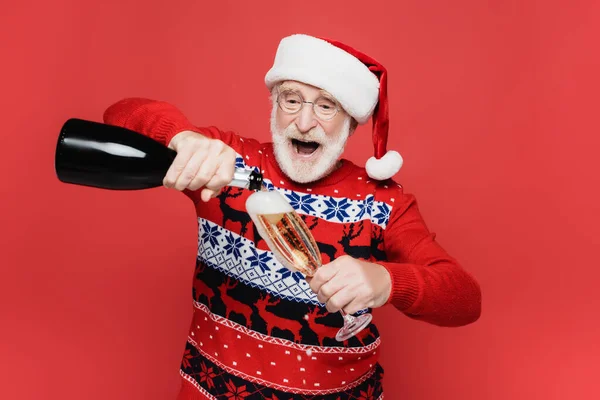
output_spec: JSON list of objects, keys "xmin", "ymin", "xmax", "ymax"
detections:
[{"xmin": 279, "ymin": 81, "xmax": 335, "ymax": 99}]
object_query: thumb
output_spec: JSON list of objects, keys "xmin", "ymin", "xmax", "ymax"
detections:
[
  {"xmin": 309, "ymin": 260, "xmax": 341, "ymax": 294},
  {"xmin": 200, "ymin": 188, "xmax": 219, "ymax": 203}
]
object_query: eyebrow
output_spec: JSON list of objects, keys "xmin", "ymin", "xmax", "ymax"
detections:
[{"xmin": 279, "ymin": 83, "xmax": 335, "ymax": 100}]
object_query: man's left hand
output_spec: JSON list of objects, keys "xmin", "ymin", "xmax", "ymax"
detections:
[{"xmin": 308, "ymin": 255, "xmax": 392, "ymax": 315}]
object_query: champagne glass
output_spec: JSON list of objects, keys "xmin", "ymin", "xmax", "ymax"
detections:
[{"xmin": 246, "ymin": 190, "xmax": 372, "ymax": 342}]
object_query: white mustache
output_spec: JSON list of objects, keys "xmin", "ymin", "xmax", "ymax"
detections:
[
  {"xmin": 283, "ymin": 125, "xmax": 327, "ymax": 145},
  {"xmin": 284, "ymin": 130, "xmax": 327, "ymax": 144}
]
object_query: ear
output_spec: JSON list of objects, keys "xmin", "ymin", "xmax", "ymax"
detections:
[
  {"xmin": 348, "ymin": 118, "xmax": 359, "ymax": 136},
  {"xmin": 269, "ymin": 84, "xmax": 279, "ymax": 105}
]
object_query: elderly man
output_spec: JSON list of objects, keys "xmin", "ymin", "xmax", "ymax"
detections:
[{"xmin": 104, "ymin": 34, "xmax": 481, "ymax": 399}]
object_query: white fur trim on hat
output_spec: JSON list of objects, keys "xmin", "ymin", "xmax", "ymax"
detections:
[
  {"xmin": 365, "ymin": 150, "xmax": 403, "ymax": 180},
  {"xmin": 265, "ymin": 34, "xmax": 380, "ymax": 124}
]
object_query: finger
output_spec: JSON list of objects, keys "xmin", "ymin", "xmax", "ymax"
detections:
[
  {"xmin": 309, "ymin": 262, "xmax": 341, "ymax": 294},
  {"xmin": 188, "ymin": 148, "xmax": 220, "ymax": 191},
  {"xmin": 343, "ymin": 297, "xmax": 369, "ymax": 316},
  {"xmin": 317, "ymin": 278, "xmax": 347, "ymax": 304},
  {"xmin": 203, "ymin": 150, "xmax": 236, "ymax": 192},
  {"xmin": 326, "ymin": 288, "xmax": 356, "ymax": 314},
  {"xmin": 163, "ymin": 149, "xmax": 194, "ymax": 188},
  {"xmin": 172, "ymin": 144, "xmax": 212, "ymax": 191}
]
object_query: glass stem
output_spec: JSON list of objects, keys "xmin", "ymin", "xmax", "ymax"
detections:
[{"xmin": 340, "ymin": 310, "xmax": 356, "ymax": 325}]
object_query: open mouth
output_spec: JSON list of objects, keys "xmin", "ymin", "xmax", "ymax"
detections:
[{"xmin": 291, "ymin": 138, "xmax": 320, "ymax": 156}]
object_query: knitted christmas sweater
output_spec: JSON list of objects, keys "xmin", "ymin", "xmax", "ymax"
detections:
[{"xmin": 103, "ymin": 98, "xmax": 481, "ymax": 399}]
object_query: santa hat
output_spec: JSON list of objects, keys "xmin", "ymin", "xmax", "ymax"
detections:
[{"xmin": 265, "ymin": 34, "xmax": 403, "ymax": 180}]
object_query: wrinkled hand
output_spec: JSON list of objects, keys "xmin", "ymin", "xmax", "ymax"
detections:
[
  {"xmin": 163, "ymin": 130, "xmax": 236, "ymax": 202},
  {"xmin": 308, "ymin": 255, "xmax": 392, "ymax": 315}
]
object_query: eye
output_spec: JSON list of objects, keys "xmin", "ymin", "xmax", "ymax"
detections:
[
  {"xmin": 316, "ymin": 99, "xmax": 337, "ymax": 114},
  {"xmin": 280, "ymin": 91, "xmax": 303, "ymax": 107}
]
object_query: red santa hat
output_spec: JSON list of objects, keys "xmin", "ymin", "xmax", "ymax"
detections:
[{"xmin": 265, "ymin": 34, "xmax": 403, "ymax": 180}]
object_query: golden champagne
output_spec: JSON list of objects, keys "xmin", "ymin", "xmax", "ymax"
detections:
[{"xmin": 254, "ymin": 211, "xmax": 322, "ymax": 276}]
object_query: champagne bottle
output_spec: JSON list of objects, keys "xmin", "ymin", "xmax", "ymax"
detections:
[{"xmin": 55, "ymin": 118, "xmax": 263, "ymax": 191}]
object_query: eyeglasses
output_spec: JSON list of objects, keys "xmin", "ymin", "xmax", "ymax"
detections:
[{"xmin": 276, "ymin": 89, "xmax": 340, "ymax": 121}]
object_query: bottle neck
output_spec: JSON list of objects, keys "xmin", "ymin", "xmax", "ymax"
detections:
[{"xmin": 229, "ymin": 168, "xmax": 263, "ymax": 191}]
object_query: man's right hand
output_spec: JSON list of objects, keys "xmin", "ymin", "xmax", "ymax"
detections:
[{"xmin": 163, "ymin": 130, "xmax": 236, "ymax": 202}]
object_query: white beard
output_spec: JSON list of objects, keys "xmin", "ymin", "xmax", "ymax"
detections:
[{"xmin": 270, "ymin": 105, "xmax": 352, "ymax": 184}]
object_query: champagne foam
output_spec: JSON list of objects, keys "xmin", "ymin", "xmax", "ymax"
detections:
[{"xmin": 245, "ymin": 190, "xmax": 293, "ymax": 215}]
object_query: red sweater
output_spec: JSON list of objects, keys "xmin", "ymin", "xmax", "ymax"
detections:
[{"xmin": 104, "ymin": 98, "xmax": 481, "ymax": 399}]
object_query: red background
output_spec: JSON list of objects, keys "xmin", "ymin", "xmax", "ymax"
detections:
[{"xmin": 2, "ymin": 1, "xmax": 599, "ymax": 399}]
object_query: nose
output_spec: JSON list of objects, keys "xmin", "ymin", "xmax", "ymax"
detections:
[{"xmin": 295, "ymin": 103, "xmax": 318, "ymax": 133}]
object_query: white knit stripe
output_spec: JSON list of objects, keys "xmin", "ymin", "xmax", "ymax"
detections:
[
  {"xmin": 179, "ymin": 370, "xmax": 217, "ymax": 399},
  {"xmin": 187, "ymin": 335, "xmax": 377, "ymax": 395},
  {"xmin": 235, "ymin": 156, "xmax": 393, "ymax": 228},
  {"xmin": 193, "ymin": 301, "xmax": 380, "ymax": 354},
  {"xmin": 198, "ymin": 217, "xmax": 321, "ymax": 305}
]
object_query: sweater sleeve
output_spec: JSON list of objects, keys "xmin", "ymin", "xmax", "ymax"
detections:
[
  {"xmin": 103, "ymin": 97, "xmax": 246, "ymax": 152},
  {"xmin": 102, "ymin": 98, "xmax": 200, "ymax": 147},
  {"xmin": 378, "ymin": 190, "xmax": 482, "ymax": 327}
]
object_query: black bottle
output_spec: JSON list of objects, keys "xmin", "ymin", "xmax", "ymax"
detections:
[{"xmin": 55, "ymin": 118, "xmax": 263, "ymax": 191}]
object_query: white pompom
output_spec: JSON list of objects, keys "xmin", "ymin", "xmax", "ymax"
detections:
[{"xmin": 365, "ymin": 150, "xmax": 403, "ymax": 180}]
